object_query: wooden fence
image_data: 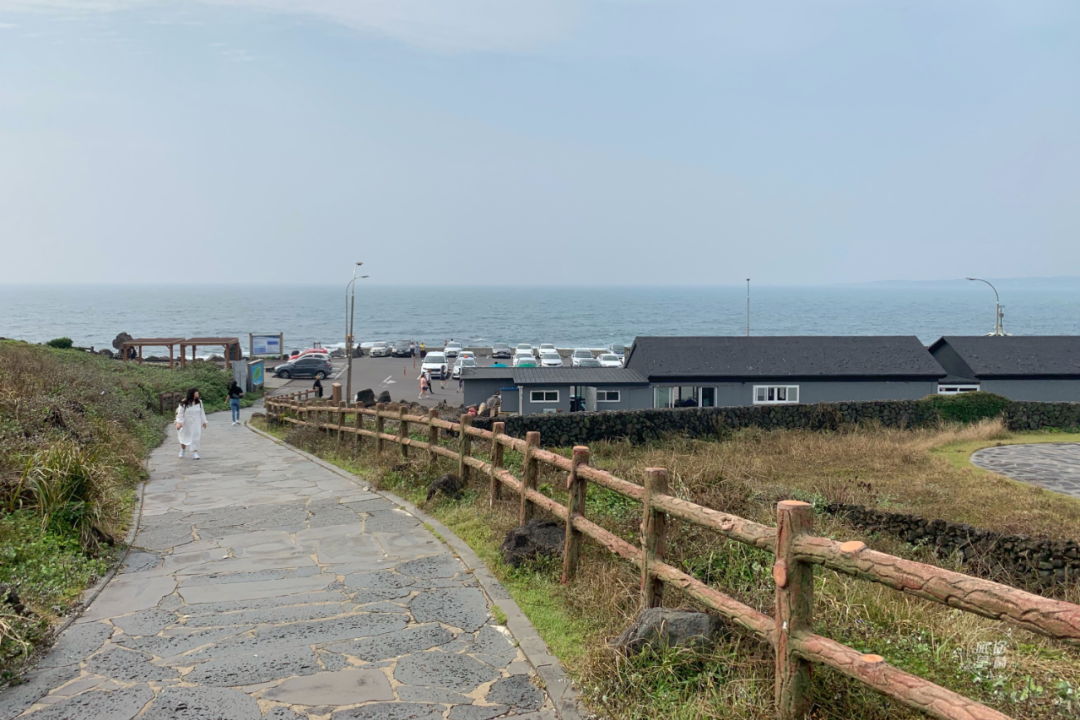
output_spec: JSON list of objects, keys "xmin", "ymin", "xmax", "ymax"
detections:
[{"xmin": 266, "ymin": 393, "xmax": 1080, "ymax": 720}]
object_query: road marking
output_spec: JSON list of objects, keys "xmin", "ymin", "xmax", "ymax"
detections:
[{"xmin": 381, "ymin": 376, "xmax": 397, "ymax": 385}]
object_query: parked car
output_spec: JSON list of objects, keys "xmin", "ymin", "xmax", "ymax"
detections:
[
  {"xmin": 577, "ymin": 358, "xmax": 602, "ymax": 368},
  {"xmin": 598, "ymin": 353, "xmax": 623, "ymax": 368},
  {"xmin": 445, "ymin": 342, "xmax": 463, "ymax": 358},
  {"xmin": 492, "ymin": 342, "xmax": 513, "ymax": 359},
  {"xmin": 571, "ymin": 349, "xmax": 594, "ymax": 367},
  {"xmin": 452, "ymin": 357, "xmax": 478, "ymax": 378},
  {"xmin": 290, "ymin": 348, "xmax": 329, "ymax": 359},
  {"xmin": 274, "ymin": 355, "xmax": 333, "ymax": 379},
  {"xmin": 540, "ymin": 352, "xmax": 563, "ymax": 368},
  {"xmin": 459, "ymin": 350, "xmax": 476, "ymax": 361},
  {"xmin": 422, "ymin": 352, "xmax": 449, "ymax": 379},
  {"xmin": 608, "ymin": 343, "xmax": 626, "ymax": 358},
  {"xmin": 392, "ymin": 340, "xmax": 412, "ymax": 357},
  {"xmin": 513, "ymin": 351, "xmax": 536, "ymax": 367},
  {"xmin": 516, "ymin": 343, "xmax": 534, "ymax": 357},
  {"xmin": 538, "ymin": 343, "xmax": 557, "ymax": 355},
  {"xmin": 369, "ymin": 341, "xmax": 391, "ymax": 358}
]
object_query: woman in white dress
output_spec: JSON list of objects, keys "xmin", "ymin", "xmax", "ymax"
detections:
[{"xmin": 175, "ymin": 388, "xmax": 208, "ymax": 459}]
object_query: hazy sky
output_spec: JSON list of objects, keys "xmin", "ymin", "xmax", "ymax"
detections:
[{"xmin": 1, "ymin": 1, "xmax": 1078, "ymax": 285}]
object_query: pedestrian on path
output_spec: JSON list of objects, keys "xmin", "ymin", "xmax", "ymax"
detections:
[
  {"xmin": 440, "ymin": 365, "xmax": 448, "ymax": 391},
  {"xmin": 425, "ymin": 369, "xmax": 435, "ymax": 394},
  {"xmin": 313, "ymin": 377, "xmax": 324, "ymax": 398},
  {"xmin": 227, "ymin": 380, "xmax": 244, "ymax": 426},
  {"xmin": 458, "ymin": 375, "xmax": 463, "ymax": 393},
  {"xmin": 418, "ymin": 372, "xmax": 429, "ymax": 399},
  {"xmin": 175, "ymin": 388, "xmax": 207, "ymax": 459}
]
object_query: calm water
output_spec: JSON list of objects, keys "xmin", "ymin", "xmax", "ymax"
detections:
[{"xmin": 1, "ymin": 284, "xmax": 1077, "ymax": 357}]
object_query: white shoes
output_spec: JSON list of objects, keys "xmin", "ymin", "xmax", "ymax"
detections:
[
  {"xmin": 193, "ymin": 452, "xmax": 200, "ymax": 460},
  {"xmin": 179, "ymin": 449, "xmax": 185, "ymax": 458}
]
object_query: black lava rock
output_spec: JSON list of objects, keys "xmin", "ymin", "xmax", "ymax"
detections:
[
  {"xmin": 613, "ymin": 608, "xmax": 725, "ymax": 654},
  {"xmin": 426, "ymin": 474, "xmax": 464, "ymax": 502},
  {"xmin": 499, "ymin": 519, "xmax": 564, "ymax": 567}
]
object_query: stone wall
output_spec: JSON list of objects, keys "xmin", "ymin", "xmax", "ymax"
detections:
[
  {"xmin": 472, "ymin": 398, "xmax": 1080, "ymax": 447},
  {"xmin": 825, "ymin": 502, "xmax": 1079, "ymax": 586}
]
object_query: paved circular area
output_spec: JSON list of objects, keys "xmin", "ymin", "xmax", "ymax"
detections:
[
  {"xmin": 1, "ymin": 407, "xmax": 561, "ymax": 720},
  {"xmin": 970, "ymin": 443, "xmax": 1080, "ymax": 499}
]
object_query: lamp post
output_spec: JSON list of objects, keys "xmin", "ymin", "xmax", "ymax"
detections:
[
  {"xmin": 746, "ymin": 278, "xmax": 750, "ymax": 336},
  {"xmin": 965, "ymin": 277, "xmax": 1005, "ymax": 336},
  {"xmin": 345, "ymin": 263, "xmax": 368, "ymax": 404}
]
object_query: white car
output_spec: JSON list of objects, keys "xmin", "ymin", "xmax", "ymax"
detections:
[
  {"xmin": 452, "ymin": 357, "xmax": 478, "ymax": 378},
  {"xmin": 598, "ymin": 353, "xmax": 623, "ymax": 368},
  {"xmin": 369, "ymin": 341, "xmax": 391, "ymax": 358},
  {"xmin": 540, "ymin": 352, "xmax": 563, "ymax": 368},
  {"xmin": 422, "ymin": 352, "xmax": 449, "ymax": 379},
  {"xmin": 538, "ymin": 343, "xmax": 557, "ymax": 355},
  {"xmin": 515, "ymin": 343, "xmax": 534, "ymax": 357},
  {"xmin": 571, "ymin": 349, "xmax": 594, "ymax": 367},
  {"xmin": 513, "ymin": 350, "xmax": 538, "ymax": 367},
  {"xmin": 444, "ymin": 342, "xmax": 462, "ymax": 358},
  {"xmin": 459, "ymin": 350, "xmax": 476, "ymax": 361}
]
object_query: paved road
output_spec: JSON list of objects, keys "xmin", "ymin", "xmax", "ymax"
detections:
[
  {"xmin": 970, "ymin": 443, "xmax": 1080, "ymax": 499},
  {"xmin": 1, "ymin": 407, "xmax": 560, "ymax": 720}
]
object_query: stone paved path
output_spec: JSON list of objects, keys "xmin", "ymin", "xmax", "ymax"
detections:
[
  {"xmin": 970, "ymin": 443, "xmax": 1080, "ymax": 499},
  {"xmin": 1, "ymin": 407, "xmax": 560, "ymax": 720}
]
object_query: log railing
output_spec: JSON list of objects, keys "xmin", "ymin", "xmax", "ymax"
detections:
[{"xmin": 265, "ymin": 394, "xmax": 1080, "ymax": 720}]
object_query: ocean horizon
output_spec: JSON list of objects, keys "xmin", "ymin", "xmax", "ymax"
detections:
[{"xmin": 2, "ymin": 282, "xmax": 1078, "ymax": 357}]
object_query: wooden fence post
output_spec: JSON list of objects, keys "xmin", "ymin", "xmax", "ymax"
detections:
[
  {"xmin": 641, "ymin": 467, "xmax": 669, "ymax": 609},
  {"xmin": 331, "ymin": 382, "xmax": 342, "ymax": 405},
  {"xmin": 489, "ymin": 422, "xmax": 506, "ymax": 507},
  {"xmin": 775, "ymin": 500, "xmax": 814, "ymax": 720},
  {"xmin": 562, "ymin": 446, "xmax": 590, "ymax": 583},
  {"xmin": 375, "ymin": 403, "xmax": 385, "ymax": 454},
  {"xmin": 458, "ymin": 414, "xmax": 473, "ymax": 482},
  {"xmin": 399, "ymin": 406, "xmax": 409, "ymax": 458},
  {"xmin": 354, "ymin": 407, "xmax": 363, "ymax": 451},
  {"xmin": 338, "ymin": 401, "xmax": 345, "ymax": 443},
  {"xmin": 427, "ymin": 409, "xmax": 438, "ymax": 467},
  {"xmin": 520, "ymin": 431, "xmax": 540, "ymax": 526}
]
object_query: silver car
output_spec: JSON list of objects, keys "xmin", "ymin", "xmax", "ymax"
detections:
[
  {"xmin": 598, "ymin": 353, "xmax": 623, "ymax": 368},
  {"xmin": 369, "ymin": 341, "xmax": 391, "ymax": 357},
  {"xmin": 540, "ymin": 352, "xmax": 563, "ymax": 368},
  {"xmin": 571, "ymin": 349, "xmax": 594, "ymax": 367}
]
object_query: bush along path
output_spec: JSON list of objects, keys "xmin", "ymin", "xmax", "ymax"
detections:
[{"xmin": 0, "ymin": 404, "xmax": 573, "ymax": 720}]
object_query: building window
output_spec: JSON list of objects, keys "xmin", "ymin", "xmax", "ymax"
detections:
[
  {"xmin": 530, "ymin": 390, "xmax": 559, "ymax": 403},
  {"xmin": 753, "ymin": 385, "xmax": 799, "ymax": 404},
  {"xmin": 938, "ymin": 385, "xmax": 980, "ymax": 395},
  {"xmin": 654, "ymin": 387, "xmax": 673, "ymax": 408},
  {"xmin": 597, "ymin": 390, "xmax": 621, "ymax": 402},
  {"xmin": 700, "ymin": 387, "xmax": 716, "ymax": 407}
]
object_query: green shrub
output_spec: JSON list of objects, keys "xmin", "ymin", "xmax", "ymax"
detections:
[
  {"xmin": 44, "ymin": 337, "xmax": 73, "ymax": 349},
  {"xmin": 922, "ymin": 392, "xmax": 1011, "ymax": 424}
]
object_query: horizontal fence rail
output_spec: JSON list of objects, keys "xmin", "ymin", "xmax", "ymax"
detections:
[{"xmin": 266, "ymin": 393, "xmax": 1080, "ymax": 720}]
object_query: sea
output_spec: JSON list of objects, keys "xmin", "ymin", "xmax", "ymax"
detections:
[{"xmin": 1, "ymin": 283, "xmax": 1078, "ymax": 358}]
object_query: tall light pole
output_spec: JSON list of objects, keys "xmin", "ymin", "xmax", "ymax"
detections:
[
  {"xmin": 965, "ymin": 277, "xmax": 1005, "ymax": 336},
  {"xmin": 345, "ymin": 263, "xmax": 367, "ymax": 403},
  {"xmin": 746, "ymin": 278, "xmax": 750, "ymax": 336}
]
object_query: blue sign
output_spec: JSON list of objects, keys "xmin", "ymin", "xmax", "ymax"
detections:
[
  {"xmin": 252, "ymin": 335, "xmax": 281, "ymax": 356},
  {"xmin": 249, "ymin": 361, "xmax": 265, "ymax": 388}
]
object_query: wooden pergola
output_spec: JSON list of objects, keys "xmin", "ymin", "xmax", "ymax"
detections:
[
  {"xmin": 121, "ymin": 338, "xmax": 185, "ymax": 368},
  {"xmin": 179, "ymin": 337, "xmax": 242, "ymax": 369}
]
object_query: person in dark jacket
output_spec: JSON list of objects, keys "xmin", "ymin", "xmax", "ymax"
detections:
[
  {"xmin": 228, "ymin": 380, "xmax": 244, "ymax": 426},
  {"xmin": 313, "ymin": 377, "xmax": 324, "ymax": 398}
]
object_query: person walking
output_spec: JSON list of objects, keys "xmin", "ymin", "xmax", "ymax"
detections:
[
  {"xmin": 440, "ymin": 365, "xmax": 448, "ymax": 391},
  {"xmin": 424, "ymin": 369, "xmax": 435, "ymax": 395},
  {"xmin": 227, "ymin": 380, "xmax": 244, "ymax": 426},
  {"xmin": 313, "ymin": 376, "xmax": 324, "ymax": 398},
  {"xmin": 175, "ymin": 388, "xmax": 207, "ymax": 459},
  {"xmin": 418, "ymin": 372, "xmax": 429, "ymax": 399}
]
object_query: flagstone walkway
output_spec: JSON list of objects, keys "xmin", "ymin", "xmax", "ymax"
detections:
[
  {"xmin": 1, "ymin": 407, "xmax": 568, "ymax": 720},
  {"xmin": 971, "ymin": 442, "xmax": 1080, "ymax": 499}
]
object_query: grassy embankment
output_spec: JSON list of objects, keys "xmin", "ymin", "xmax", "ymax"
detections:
[
  {"xmin": 0, "ymin": 341, "xmax": 254, "ymax": 681},
  {"xmin": 254, "ymin": 412, "xmax": 1080, "ymax": 720}
]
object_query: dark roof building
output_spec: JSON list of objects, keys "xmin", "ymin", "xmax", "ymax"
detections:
[
  {"xmin": 625, "ymin": 336, "xmax": 945, "ymax": 381},
  {"xmin": 929, "ymin": 336, "xmax": 1080, "ymax": 401}
]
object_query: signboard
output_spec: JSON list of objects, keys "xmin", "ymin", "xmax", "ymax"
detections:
[
  {"xmin": 249, "ymin": 360, "xmax": 265, "ymax": 389},
  {"xmin": 251, "ymin": 334, "xmax": 282, "ymax": 357}
]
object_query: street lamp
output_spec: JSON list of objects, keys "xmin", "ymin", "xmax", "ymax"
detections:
[
  {"xmin": 345, "ymin": 263, "xmax": 369, "ymax": 404},
  {"xmin": 965, "ymin": 277, "xmax": 1006, "ymax": 336}
]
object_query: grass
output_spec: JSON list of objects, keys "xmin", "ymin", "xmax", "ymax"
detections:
[
  {"xmin": 0, "ymin": 340, "xmax": 254, "ymax": 681},
  {"xmin": 931, "ymin": 429, "xmax": 1080, "ymax": 474},
  {"xmin": 257, "ymin": 414, "xmax": 1080, "ymax": 719}
]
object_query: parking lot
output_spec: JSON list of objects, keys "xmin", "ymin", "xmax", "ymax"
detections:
[{"xmin": 266, "ymin": 352, "xmax": 525, "ymax": 408}]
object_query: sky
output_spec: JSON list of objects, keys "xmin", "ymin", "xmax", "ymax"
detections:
[{"xmin": 1, "ymin": 1, "xmax": 1078, "ymax": 286}]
